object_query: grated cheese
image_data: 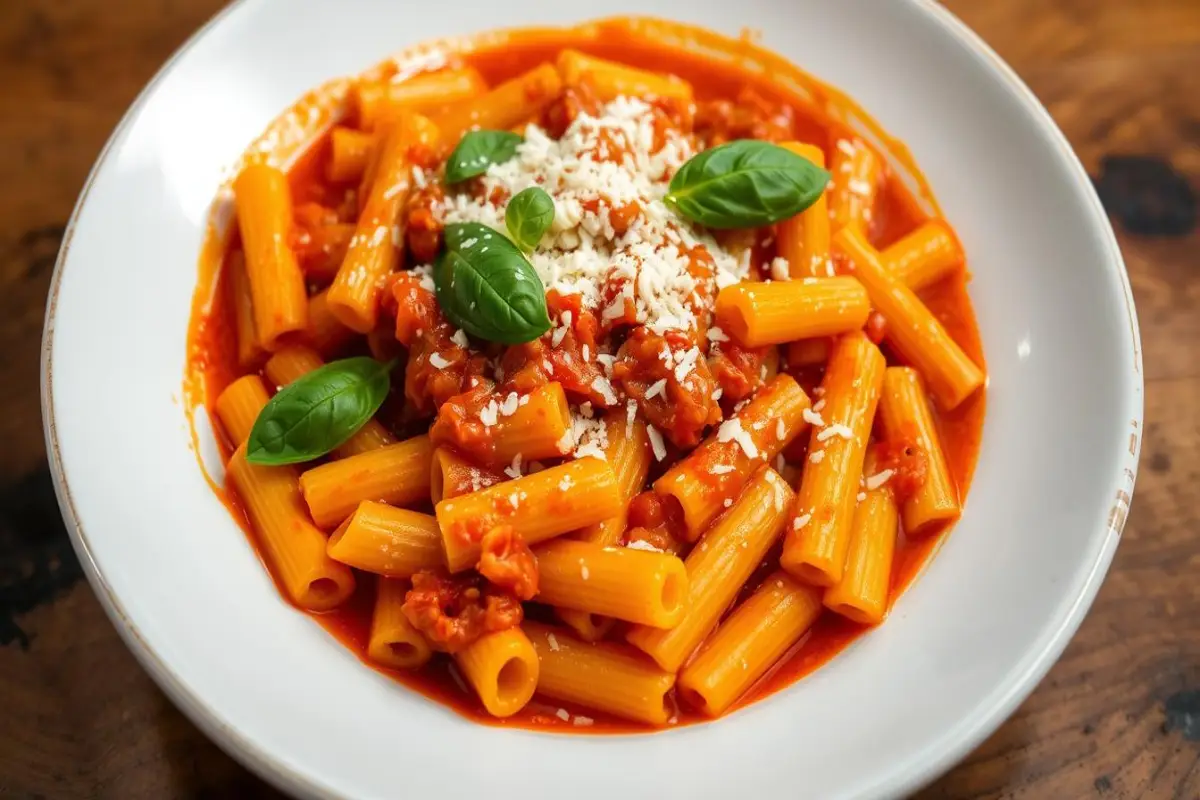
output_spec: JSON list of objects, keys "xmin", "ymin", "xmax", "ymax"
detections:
[
  {"xmin": 428, "ymin": 352, "xmax": 451, "ymax": 370},
  {"xmin": 864, "ymin": 469, "xmax": 895, "ymax": 491},
  {"xmin": 717, "ymin": 418, "xmax": 759, "ymax": 459},
  {"xmin": 646, "ymin": 424, "xmax": 667, "ymax": 461},
  {"xmin": 626, "ymin": 539, "xmax": 661, "ymax": 552},
  {"xmin": 547, "ymin": 633, "xmax": 560, "ymax": 652},
  {"xmin": 792, "ymin": 513, "xmax": 812, "ymax": 530},
  {"xmin": 504, "ymin": 453, "xmax": 523, "ymax": 480},
  {"xmin": 816, "ymin": 423, "xmax": 854, "ymax": 443},
  {"xmin": 435, "ymin": 98, "xmax": 747, "ymax": 333}
]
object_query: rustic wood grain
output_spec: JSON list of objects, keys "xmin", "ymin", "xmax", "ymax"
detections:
[{"xmin": 0, "ymin": 1, "xmax": 1196, "ymax": 798}]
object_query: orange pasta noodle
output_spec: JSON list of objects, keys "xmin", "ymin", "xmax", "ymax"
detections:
[
  {"xmin": 777, "ymin": 142, "xmax": 831, "ymax": 278},
  {"xmin": 327, "ymin": 112, "xmax": 438, "ymax": 333},
  {"xmin": 432, "ymin": 63, "xmax": 563, "ymax": 147},
  {"xmin": 525, "ymin": 621, "xmax": 676, "ymax": 726},
  {"xmin": 534, "ymin": 539, "xmax": 688, "ymax": 628},
  {"xmin": 782, "ymin": 331, "xmax": 885, "ymax": 587},
  {"xmin": 786, "ymin": 338, "xmax": 831, "ymax": 369},
  {"xmin": 573, "ymin": 417, "xmax": 651, "ymax": 547},
  {"xmin": 715, "ymin": 276, "xmax": 870, "ymax": 347},
  {"xmin": 300, "ymin": 435, "xmax": 434, "ymax": 529},
  {"xmin": 262, "ymin": 344, "xmax": 396, "ymax": 456},
  {"xmin": 233, "ymin": 164, "xmax": 308, "ymax": 349},
  {"xmin": 326, "ymin": 501, "xmax": 443, "ymax": 577},
  {"xmin": 881, "ymin": 219, "xmax": 964, "ymax": 292},
  {"xmin": 326, "ymin": 126, "xmax": 375, "ymax": 183},
  {"xmin": 301, "ymin": 288, "xmax": 355, "ymax": 356},
  {"xmin": 828, "ymin": 137, "xmax": 883, "ymax": 234},
  {"xmin": 226, "ymin": 444, "xmax": 356, "ymax": 612},
  {"xmin": 678, "ymin": 571, "xmax": 823, "ymax": 716},
  {"xmin": 655, "ymin": 374, "xmax": 811, "ymax": 541},
  {"xmin": 430, "ymin": 447, "xmax": 504, "ymax": 503},
  {"xmin": 823, "ymin": 470, "xmax": 898, "ymax": 625},
  {"xmin": 454, "ymin": 627, "xmax": 539, "ymax": 718},
  {"xmin": 557, "ymin": 417, "xmax": 651, "ymax": 640},
  {"xmin": 227, "ymin": 251, "xmax": 265, "ymax": 370},
  {"xmin": 553, "ymin": 611, "xmax": 615, "ymax": 645},
  {"xmin": 877, "ymin": 366, "xmax": 960, "ymax": 537},
  {"xmin": 628, "ymin": 467, "xmax": 795, "ymax": 672},
  {"xmin": 214, "ymin": 374, "xmax": 270, "ymax": 447},
  {"xmin": 556, "ymin": 49, "xmax": 692, "ymax": 101},
  {"xmin": 436, "ymin": 460, "xmax": 622, "ymax": 573},
  {"xmin": 834, "ymin": 226, "xmax": 984, "ymax": 409},
  {"xmin": 354, "ymin": 68, "xmax": 487, "ymax": 131},
  {"xmin": 368, "ymin": 578, "xmax": 433, "ymax": 669},
  {"xmin": 491, "ymin": 382, "xmax": 574, "ymax": 467}
]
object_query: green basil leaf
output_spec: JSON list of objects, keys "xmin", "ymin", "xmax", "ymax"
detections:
[
  {"xmin": 444, "ymin": 130, "xmax": 522, "ymax": 184},
  {"xmin": 246, "ymin": 357, "xmax": 394, "ymax": 465},
  {"xmin": 664, "ymin": 139, "xmax": 832, "ymax": 229},
  {"xmin": 433, "ymin": 222, "xmax": 552, "ymax": 345},
  {"xmin": 505, "ymin": 186, "xmax": 555, "ymax": 252}
]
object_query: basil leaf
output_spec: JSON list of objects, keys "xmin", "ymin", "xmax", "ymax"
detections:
[
  {"xmin": 246, "ymin": 357, "xmax": 394, "ymax": 465},
  {"xmin": 444, "ymin": 130, "xmax": 522, "ymax": 184},
  {"xmin": 505, "ymin": 186, "xmax": 555, "ymax": 252},
  {"xmin": 664, "ymin": 139, "xmax": 832, "ymax": 229},
  {"xmin": 433, "ymin": 222, "xmax": 552, "ymax": 345}
]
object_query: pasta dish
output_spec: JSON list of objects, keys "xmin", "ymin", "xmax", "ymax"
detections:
[{"xmin": 186, "ymin": 17, "xmax": 986, "ymax": 731}]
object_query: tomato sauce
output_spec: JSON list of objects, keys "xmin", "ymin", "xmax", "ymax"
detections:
[{"xmin": 184, "ymin": 17, "xmax": 986, "ymax": 734}]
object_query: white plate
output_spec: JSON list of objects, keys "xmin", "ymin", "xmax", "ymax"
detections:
[{"xmin": 41, "ymin": 1, "xmax": 1142, "ymax": 798}]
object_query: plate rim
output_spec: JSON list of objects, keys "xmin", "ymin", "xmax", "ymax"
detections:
[{"xmin": 38, "ymin": 1, "xmax": 1144, "ymax": 798}]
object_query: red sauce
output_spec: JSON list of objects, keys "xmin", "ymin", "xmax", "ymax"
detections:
[{"xmin": 184, "ymin": 18, "xmax": 987, "ymax": 734}]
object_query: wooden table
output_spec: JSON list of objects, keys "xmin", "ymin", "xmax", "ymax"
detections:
[{"xmin": 1, "ymin": 1, "xmax": 1196, "ymax": 797}]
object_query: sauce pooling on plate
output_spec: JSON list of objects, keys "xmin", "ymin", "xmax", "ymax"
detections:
[{"xmin": 186, "ymin": 16, "xmax": 986, "ymax": 733}]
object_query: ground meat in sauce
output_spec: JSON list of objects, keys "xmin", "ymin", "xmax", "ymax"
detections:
[
  {"xmin": 402, "ymin": 571, "xmax": 524, "ymax": 653},
  {"xmin": 540, "ymin": 82, "xmax": 604, "ymax": 139},
  {"xmin": 391, "ymin": 273, "xmax": 489, "ymax": 413},
  {"xmin": 708, "ymin": 341, "xmax": 770, "ymax": 404},
  {"xmin": 627, "ymin": 490, "xmax": 688, "ymax": 544},
  {"xmin": 429, "ymin": 382, "xmax": 500, "ymax": 463},
  {"xmin": 405, "ymin": 184, "xmax": 444, "ymax": 264},
  {"xmin": 477, "ymin": 526, "xmax": 538, "ymax": 600},
  {"xmin": 613, "ymin": 327, "xmax": 721, "ymax": 449},
  {"xmin": 694, "ymin": 86, "xmax": 797, "ymax": 146}
]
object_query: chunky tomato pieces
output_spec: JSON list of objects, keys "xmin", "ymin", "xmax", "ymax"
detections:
[
  {"xmin": 402, "ymin": 571, "xmax": 523, "ymax": 653},
  {"xmin": 613, "ymin": 326, "xmax": 720, "ymax": 449},
  {"xmin": 477, "ymin": 526, "xmax": 539, "ymax": 600}
]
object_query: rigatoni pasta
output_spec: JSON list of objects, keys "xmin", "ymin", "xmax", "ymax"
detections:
[{"xmin": 188, "ymin": 22, "xmax": 987, "ymax": 732}]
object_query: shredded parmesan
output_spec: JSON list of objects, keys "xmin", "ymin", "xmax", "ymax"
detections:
[
  {"xmin": 816, "ymin": 423, "xmax": 854, "ymax": 443},
  {"xmin": 802, "ymin": 408, "xmax": 825, "ymax": 427},
  {"xmin": 547, "ymin": 633, "xmax": 560, "ymax": 652},
  {"xmin": 435, "ymin": 98, "xmax": 747, "ymax": 332},
  {"xmin": 427, "ymin": 352, "xmax": 451, "ymax": 370},
  {"xmin": 717, "ymin": 418, "xmax": 759, "ymax": 459},
  {"xmin": 864, "ymin": 469, "xmax": 895, "ymax": 491},
  {"xmin": 646, "ymin": 424, "xmax": 667, "ymax": 462},
  {"xmin": 626, "ymin": 539, "xmax": 661, "ymax": 552},
  {"xmin": 793, "ymin": 513, "xmax": 812, "ymax": 530}
]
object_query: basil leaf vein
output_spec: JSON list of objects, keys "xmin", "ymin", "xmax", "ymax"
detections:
[
  {"xmin": 246, "ymin": 357, "xmax": 394, "ymax": 465},
  {"xmin": 505, "ymin": 186, "xmax": 555, "ymax": 252},
  {"xmin": 445, "ymin": 130, "xmax": 523, "ymax": 184},
  {"xmin": 433, "ymin": 222, "xmax": 551, "ymax": 345},
  {"xmin": 664, "ymin": 139, "xmax": 832, "ymax": 229}
]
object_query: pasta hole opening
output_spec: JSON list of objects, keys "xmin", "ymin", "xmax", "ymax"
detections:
[
  {"xmin": 496, "ymin": 656, "xmax": 532, "ymax": 702},
  {"xmin": 388, "ymin": 641, "xmax": 420, "ymax": 661},
  {"xmin": 829, "ymin": 602, "xmax": 873, "ymax": 626},
  {"xmin": 791, "ymin": 563, "xmax": 832, "ymax": 588},
  {"xmin": 721, "ymin": 305, "xmax": 752, "ymax": 344},
  {"xmin": 677, "ymin": 686, "xmax": 709, "ymax": 715},
  {"xmin": 659, "ymin": 571, "xmax": 685, "ymax": 615},
  {"xmin": 327, "ymin": 517, "xmax": 351, "ymax": 550},
  {"xmin": 308, "ymin": 577, "xmax": 341, "ymax": 601}
]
